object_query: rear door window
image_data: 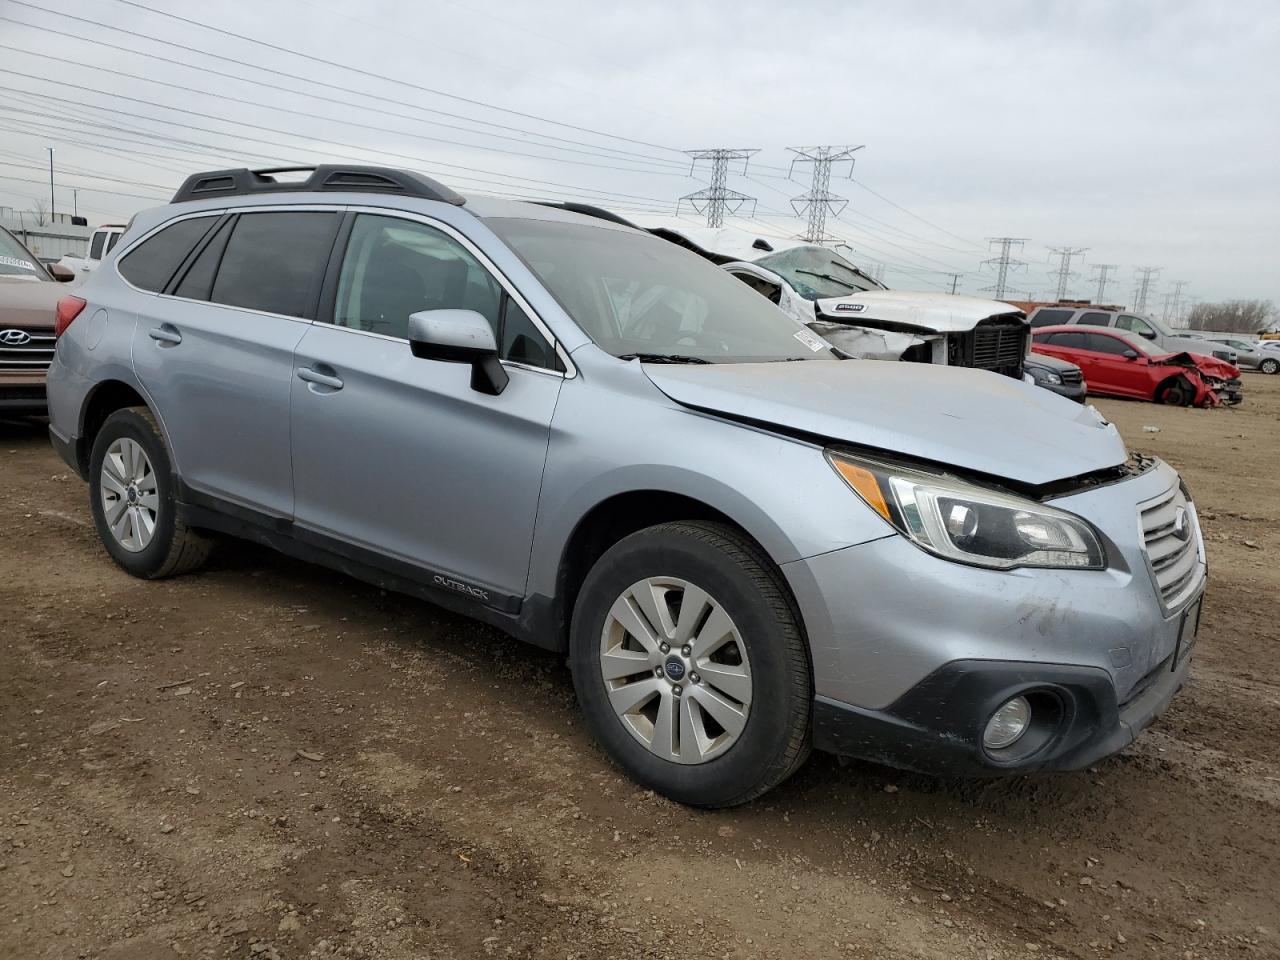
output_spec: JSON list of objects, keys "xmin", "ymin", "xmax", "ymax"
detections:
[
  {"xmin": 1085, "ymin": 333, "xmax": 1130, "ymax": 355},
  {"xmin": 1029, "ymin": 308, "xmax": 1076, "ymax": 328},
  {"xmin": 1116, "ymin": 314, "xmax": 1156, "ymax": 338},
  {"xmin": 209, "ymin": 212, "xmax": 339, "ymax": 319},
  {"xmin": 1077, "ymin": 312, "xmax": 1112, "ymax": 326},
  {"xmin": 118, "ymin": 216, "xmax": 219, "ymax": 292}
]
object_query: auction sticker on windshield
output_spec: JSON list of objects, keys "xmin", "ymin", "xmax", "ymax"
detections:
[
  {"xmin": 793, "ymin": 328, "xmax": 827, "ymax": 352},
  {"xmin": 0, "ymin": 255, "xmax": 37, "ymax": 272}
]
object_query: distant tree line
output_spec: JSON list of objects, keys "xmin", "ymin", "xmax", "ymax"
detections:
[{"xmin": 1184, "ymin": 299, "xmax": 1275, "ymax": 334}]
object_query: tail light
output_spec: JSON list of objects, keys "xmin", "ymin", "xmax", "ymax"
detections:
[{"xmin": 54, "ymin": 295, "xmax": 87, "ymax": 338}]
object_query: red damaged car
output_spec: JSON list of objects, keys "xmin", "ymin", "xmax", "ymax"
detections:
[{"xmin": 1032, "ymin": 325, "xmax": 1242, "ymax": 407}]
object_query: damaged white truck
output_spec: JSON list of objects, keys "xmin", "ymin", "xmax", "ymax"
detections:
[{"xmin": 628, "ymin": 217, "xmax": 1030, "ymax": 380}]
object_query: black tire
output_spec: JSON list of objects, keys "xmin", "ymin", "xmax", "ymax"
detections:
[
  {"xmin": 570, "ymin": 521, "xmax": 811, "ymax": 808},
  {"xmin": 88, "ymin": 406, "xmax": 212, "ymax": 579},
  {"xmin": 1260, "ymin": 357, "xmax": 1279, "ymax": 375},
  {"xmin": 1156, "ymin": 375, "xmax": 1194, "ymax": 406}
]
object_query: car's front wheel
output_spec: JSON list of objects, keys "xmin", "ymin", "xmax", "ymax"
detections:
[
  {"xmin": 88, "ymin": 407, "xmax": 212, "ymax": 579},
  {"xmin": 570, "ymin": 521, "xmax": 811, "ymax": 807}
]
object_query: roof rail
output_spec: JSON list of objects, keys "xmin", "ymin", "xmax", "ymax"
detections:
[
  {"xmin": 531, "ymin": 201, "xmax": 638, "ymax": 228},
  {"xmin": 170, "ymin": 165, "xmax": 465, "ymax": 206}
]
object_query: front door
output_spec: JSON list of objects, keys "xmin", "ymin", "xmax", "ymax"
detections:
[{"xmin": 290, "ymin": 211, "xmax": 564, "ymax": 603}]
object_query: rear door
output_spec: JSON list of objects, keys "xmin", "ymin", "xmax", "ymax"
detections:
[
  {"xmin": 289, "ymin": 210, "xmax": 564, "ymax": 602},
  {"xmin": 1079, "ymin": 332, "xmax": 1146, "ymax": 398},
  {"xmin": 129, "ymin": 208, "xmax": 340, "ymax": 517}
]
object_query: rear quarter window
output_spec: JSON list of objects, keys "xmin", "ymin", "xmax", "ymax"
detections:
[
  {"xmin": 118, "ymin": 216, "xmax": 219, "ymax": 292},
  {"xmin": 208, "ymin": 212, "xmax": 339, "ymax": 318}
]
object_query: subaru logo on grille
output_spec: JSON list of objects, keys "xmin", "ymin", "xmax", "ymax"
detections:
[
  {"xmin": 0, "ymin": 329, "xmax": 31, "ymax": 346},
  {"xmin": 664, "ymin": 657, "xmax": 686, "ymax": 681},
  {"xmin": 1172, "ymin": 506, "xmax": 1191, "ymax": 542}
]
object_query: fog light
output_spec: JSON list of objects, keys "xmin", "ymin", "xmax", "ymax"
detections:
[{"xmin": 983, "ymin": 695, "xmax": 1032, "ymax": 750}]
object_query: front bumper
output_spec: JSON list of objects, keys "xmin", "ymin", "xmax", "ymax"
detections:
[
  {"xmin": 784, "ymin": 458, "xmax": 1202, "ymax": 774},
  {"xmin": 813, "ymin": 648, "xmax": 1191, "ymax": 775},
  {"xmin": 1036, "ymin": 379, "xmax": 1087, "ymax": 403}
]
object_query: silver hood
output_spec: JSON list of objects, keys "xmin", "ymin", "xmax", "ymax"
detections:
[{"xmin": 643, "ymin": 359, "xmax": 1127, "ymax": 487}]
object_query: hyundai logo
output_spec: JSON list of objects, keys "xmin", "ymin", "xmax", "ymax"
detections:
[
  {"xmin": 1172, "ymin": 506, "xmax": 1192, "ymax": 542},
  {"xmin": 0, "ymin": 329, "xmax": 31, "ymax": 346}
]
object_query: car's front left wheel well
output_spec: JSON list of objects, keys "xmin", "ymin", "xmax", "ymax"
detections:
[{"xmin": 554, "ymin": 491, "xmax": 799, "ymax": 653}]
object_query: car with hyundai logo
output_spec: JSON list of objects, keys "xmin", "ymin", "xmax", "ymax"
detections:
[{"xmin": 0, "ymin": 225, "xmax": 76, "ymax": 414}]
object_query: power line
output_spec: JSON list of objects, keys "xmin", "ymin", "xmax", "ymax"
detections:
[
  {"xmin": 787, "ymin": 145, "xmax": 863, "ymax": 243},
  {"xmin": 1133, "ymin": 266, "xmax": 1161, "ymax": 314},
  {"xmin": 981, "ymin": 238, "xmax": 1028, "ymax": 299},
  {"xmin": 1090, "ymin": 263, "xmax": 1118, "ymax": 302},
  {"xmin": 0, "ymin": 6, "xmax": 689, "ymax": 171},
  {"xmin": 679, "ymin": 149, "xmax": 758, "ymax": 228},
  {"xmin": 1047, "ymin": 246, "xmax": 1088, "ymax": 300},
  {"xmin": 106, "ymin": 0, "xmax": 687, "ymax": 156}
]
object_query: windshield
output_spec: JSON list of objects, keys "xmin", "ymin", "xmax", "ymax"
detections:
[
  {"xmin": 0, "ymin": 229, "xmax": 46, "ymax": 280},
  {"xmin": 487, "ymin": 218, "xmax": 839, "ymax": 363},
  {"xmin": 1123, "ymin": 333, "xmax": 1168, "ymax": 356},
  {"xmin": 752, "ymin": 246, "xmax": 883, "ymax": 300}
]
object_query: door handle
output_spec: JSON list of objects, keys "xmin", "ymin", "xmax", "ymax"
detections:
[
  {"xmin": 296, "ymin": 366, "xmax": 344, "ymax": 391},
  {"xmin": 148, "ymin": 325, "xmax": 182, "ymax": 345}
]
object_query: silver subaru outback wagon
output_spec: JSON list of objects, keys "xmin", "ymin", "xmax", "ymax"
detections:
[{"xmin": 46, "ymin": 166, "xmax": 1204, "ymax": 807}]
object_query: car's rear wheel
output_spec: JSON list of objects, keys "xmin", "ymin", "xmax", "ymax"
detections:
[
  {"xmin": 89, "ymin": 407, "xmax": 212, "ymax": 579},
  {"xmin": 1156, "ymin": 375, "xmax": 1194, "ymax": 406},
  {"xmin": 1260, "ymin": 357, "xmax": 1279, "ymax": 375},
  {"xmin": 570, "ymin": 521, "xmax": 811, "ymax": 807}
]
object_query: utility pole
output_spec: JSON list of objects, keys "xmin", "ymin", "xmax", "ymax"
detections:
[
  {"xmin": 786, "ymin": 145, "xmax": 864, "ymax": 243},
  {"xmin": 1133, "ymin": 266, "xmax": 1161, "ymax": 314},
  {"xmin": 1047, "ymin": 246, "xmax": 1088, "ymax": 300},
  {"xmin": 679, "ymin": 149, "xmax": 759, "ymax": 228},
  {"xmin": 981, "ymin": 237, "xmax": 1028, "ymax": 299},
  {"xmin": 1090, "ymin": 263, "xmax": 1118, "ymax": 303},
  {"xmin": 48, "ymin": 147, "xmax": 55, "ymax": 220},
  {"xmin": 941, "ymin": 272, "xmax": 963, "ymax": 294},
  {"xmin": 72, "ymin": 188, "xmax": 78, "ymax": 219}
]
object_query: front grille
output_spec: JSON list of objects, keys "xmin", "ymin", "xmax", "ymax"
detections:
[
  {"xmin": 947, "ymin": 315, "xmax": 1027, "ymax": 379},
  {"xmin": 1139, "ymin": 485, "xmax": 1203, "ymax": 609},
  {"xmin": 1060, "ymin": 368, "xmax": 1084, "ymax": 384},
  {"xmin": 0, "ymin": 327, "xmax": 55, "ymax": 371}
]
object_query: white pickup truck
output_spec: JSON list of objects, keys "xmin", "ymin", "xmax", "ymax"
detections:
[{"xmin": 57, "ymin": 223, "xmax": 126, "ymax": 277}]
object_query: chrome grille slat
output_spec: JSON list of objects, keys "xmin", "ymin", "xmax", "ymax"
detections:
[
  {"xmin": 1139, "ymin": 484, "xmax": 1203, "ymax": 609},
  {"xmin": 0, "ymin": 326, "xmax": 55, "ymax": 372}
]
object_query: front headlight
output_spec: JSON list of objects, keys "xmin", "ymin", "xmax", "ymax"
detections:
[
  {"xmin": 1031, "ymin": 369, "xmax": 1063, "ymax": 385},
  {"xmin": 827, "ymin": 451, "xmax": 1105, "ymax": 570}
]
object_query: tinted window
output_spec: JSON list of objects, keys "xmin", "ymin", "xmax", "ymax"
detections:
[
  {"xmin": 1084, "ymin": 333, "xmax": 1131, "ymax": 355},
  {"xmin": 106, "ymin": 232, "xmax": 121, "ymax": 253},
  {"xmin": 118, "ymin": 216, "xmax": 218, "ymax": 292},
  {"xmin": 89, "ymin": 231, "xmax": 106, "ymax": 260},
  {"xmin": 1050, "ymin": 331, "xmax": 1089, "ymax": 350},
  {"xmin": 1029, "ymin": 308, "xmax": 1075, "ymax": 328},
  {"xmin": 172, "ymin": 218, "xmax": 232, "ymax": 300},
  {"xmin": 1078, "ymin": 312, "xmax": 1112, "ymax": 326},
  {"xmin": 334, "ymin": 214, "xmax": 504, "ymax": 341},
  {"xmin": 210, "ymin": 212, "xmax": 338, "ymax": 318},
  {"xmin": 500, "ymin": 297, "xmax": 556, "ymax": 369}
]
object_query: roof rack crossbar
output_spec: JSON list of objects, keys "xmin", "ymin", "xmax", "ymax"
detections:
[{"xmin": 170, "ymin": 165, "xmax": 465, "ymax": 206}]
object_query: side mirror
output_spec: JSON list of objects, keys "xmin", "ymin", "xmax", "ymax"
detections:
[
  {"xmin": 1139, "ymin": 330, "xmax": 1156, "ymax": 340},
  {"xmin": 49, "ymin": 263, "xmax": 75, "ymax": 282},
  {"xmin": 407, "ymin": 309, "xmax": 508, "ymax": 396},
  {"xmin": 1123, "ymin": 349, "xmax": 1139, "ymax": 360}
]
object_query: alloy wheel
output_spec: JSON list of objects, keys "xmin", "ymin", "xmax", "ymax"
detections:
[
  {"xmin": 100, "ymin": 437, "xmax": 159, "ymax": 553},
  {"xmin": 599, "ymin": 577, "xmax": 753, "ymax": 764}
]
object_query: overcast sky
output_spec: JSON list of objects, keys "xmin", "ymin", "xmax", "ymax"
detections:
[{"xmin": 1, "ymin": 0, "xmax": 1276, "ymax": 311}]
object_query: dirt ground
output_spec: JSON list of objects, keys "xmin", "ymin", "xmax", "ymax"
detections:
[{"xmin": 2, "ymin": 375, "xmax": 1278, "ymax": 960}]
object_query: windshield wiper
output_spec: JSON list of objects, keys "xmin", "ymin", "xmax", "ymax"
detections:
[
  {"xmin": 619, "ymin": 353, "xmax": 712, "ymax": 364},
  {"xmin": 795, "ymin": 269, "xmax": 859, "ymax": 291}
]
